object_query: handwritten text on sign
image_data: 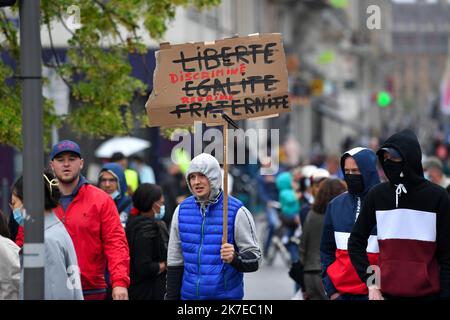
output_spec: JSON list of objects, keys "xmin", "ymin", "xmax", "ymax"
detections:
[{"xmin": 146, "ymin": 34, "xmax": 290, "ymax": 127}]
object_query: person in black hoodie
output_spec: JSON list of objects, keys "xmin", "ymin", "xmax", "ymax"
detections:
[
  {"xmin": 348, "ymin": 129, "xmax": 450, "ymax": 300},
  {"xmin": 126, "ymin": 183, "xmax": 169, "ymax": 300}
]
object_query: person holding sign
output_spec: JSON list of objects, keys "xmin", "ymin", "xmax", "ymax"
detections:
[{"xmin": 166, "ymin": 153, "xmax": 261, "ymax": 300}]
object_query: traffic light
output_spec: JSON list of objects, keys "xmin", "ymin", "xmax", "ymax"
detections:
[
  {"xmin": 317, "ymin": 50, "xmax": 335, "ymax": 65},
  {"xmin": 0, "ymin": 0, "xmax": 16, "ymax": 7},
  {"xmin": 376, "ymin": 91, "xmax": 392, "ymax": 108},
  {"xmin": 329, "ymin": 0, "xmax": 348, "ymax": 9}
]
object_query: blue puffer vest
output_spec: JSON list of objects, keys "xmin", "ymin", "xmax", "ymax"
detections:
[{"xmin": 179, "ymin": 192, "xmax": 244, "ymax": 300}]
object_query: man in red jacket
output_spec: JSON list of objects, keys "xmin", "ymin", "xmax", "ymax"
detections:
[{"xmin": 50, "ymin": 140, "xmax": 130, "ymax": 300}]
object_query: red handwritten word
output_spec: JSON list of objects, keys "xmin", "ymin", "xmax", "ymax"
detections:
[
  {"xmin": 169, "ymin": 64, "xmax": 246, "ymax": 84},
  {"xmin": 181, "ymin": 95, "xmax": 234, "ymax": 104}
]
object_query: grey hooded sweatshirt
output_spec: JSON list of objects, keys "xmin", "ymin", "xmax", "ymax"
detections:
[
  {"xmin": 166, "ymin": 153, "xmax": 261, "ymax": 300},
  {"xmin": 44, "ymin": 212, "xmax": 84, "ymax": 300},
  {"xmin": 18, "ymin": 212, "xmax": 84, "ymax": 300}
]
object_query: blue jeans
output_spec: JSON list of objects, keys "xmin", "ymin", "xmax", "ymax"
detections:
[{"xmin": 284, "ymin": 226, "xmax": 299, "ymax": 263}]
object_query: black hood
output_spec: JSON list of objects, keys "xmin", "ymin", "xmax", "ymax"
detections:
[{"xmin": 377, "ymin": 129, "xmax": 425, "ymax": 187}]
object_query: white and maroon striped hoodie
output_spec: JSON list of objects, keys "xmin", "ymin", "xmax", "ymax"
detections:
[{"xmin": 348, "ymin": 129, "xmax": 450, "ymax": 298}]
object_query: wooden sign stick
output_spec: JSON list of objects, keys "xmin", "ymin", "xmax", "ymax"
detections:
[
  {"xmin": 221, "ymin": 114, "xmax": 238, "ymax": 245},
  {"xmin": 222, "ymin": 113, "xmax": 239, "ymax": 244},
  {"xmin": 222, "ymin": 121, "xmax": 228, "ymax": 245}
]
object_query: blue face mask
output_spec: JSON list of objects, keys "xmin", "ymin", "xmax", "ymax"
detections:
[
  {"xmin": 304, "ymin": 178, "xmax": 311, "ymax": 189},
  {"xmin": 110, "ymin": 190, "xmax": 120, "ymax": 200},
  {"xmin": 13, "ymin": 207, "xmax": 24, "ymax": 226},
  {"xmin": 154, "ymin": 204, "xmax": 165, "ymax": 220},
  {"xmin": 424, "ymin": 172, "xmax": 431, "ymax": 181}
]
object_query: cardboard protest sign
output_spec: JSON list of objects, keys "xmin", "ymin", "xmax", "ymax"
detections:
[{"xmin": 145, "ymin": 33, "xmax": 290, "ymax": 127}]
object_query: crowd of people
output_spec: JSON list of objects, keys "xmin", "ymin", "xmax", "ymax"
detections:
[
  {"xmin": 269, "ymin": 129, "xmax": 450, "ymax": 300},
  {"xmin": 1, "ymin": 128, "xmax": 450, "ymax": 300},
  {"xmin": 0, "ymin": 140, "xmax": 261, "ymax": 300}
]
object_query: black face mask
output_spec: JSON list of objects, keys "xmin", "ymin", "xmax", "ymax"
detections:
[
  {"xmin": 383, "ymin": 160, "xmax": 405, "ymax": 185},
  {"xmin": 344, "ymin": 174, "xmax": 365, "ymax": 195}
]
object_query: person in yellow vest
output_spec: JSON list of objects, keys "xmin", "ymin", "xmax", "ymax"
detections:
[{"xmin": 111, "ymin": 152, "xmax": 140, "ymax": 195}]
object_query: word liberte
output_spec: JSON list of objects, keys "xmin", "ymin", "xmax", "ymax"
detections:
[{"xmin": 170, "ymin": 121, "xmax": 279, "ymax": 175}]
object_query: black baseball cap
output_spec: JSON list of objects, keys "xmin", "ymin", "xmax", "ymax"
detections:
[{"xmin": 381, "ymin": 147, "xmax": 402, "ymax": 160}]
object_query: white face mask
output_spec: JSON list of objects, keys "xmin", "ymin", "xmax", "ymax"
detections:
[
  {"xmin": 110, "ymin": 190, "xmax": 120, "ymax": 199},
  {"xmin": 153, "ymin": 203, "xmax": 165, "ymax": 220}
]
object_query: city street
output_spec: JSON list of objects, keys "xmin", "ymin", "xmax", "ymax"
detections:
[
  {"xmin": 2, "ymin": 0, "xmax": 450, "ymax": 303},
  {"xmin": 244, "ymin": 255, "xmax": 297, "ymax": 300},
  {"xmin": 244, "ymin": 215, "xmax": 299, "ymax": 300}
]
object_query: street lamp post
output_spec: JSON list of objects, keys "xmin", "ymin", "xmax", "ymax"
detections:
[{"xmin": 20, "ymin": 0, "xmax": 45, "ymax": 300}]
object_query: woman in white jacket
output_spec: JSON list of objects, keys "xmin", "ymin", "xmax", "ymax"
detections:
[{"xmin": 0, "ymin": 211, "xmax": 20, "ymax": 300}]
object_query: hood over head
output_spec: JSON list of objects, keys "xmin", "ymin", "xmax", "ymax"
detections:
[
  {"xmin": 341, "ymin": 147, "xmax": 380, "ymax": 195},
  {"xmin": 376, "ymin": 129, "xmax": 425, "ymax": 187},
  {"xmin": 99, "ymin": 162, "xmax": 128, "ymax": 199},
  {"xmin": 186, "ymin": 153, "xmax": 222, "ymax": 201},
  {"xmin": 276, "ymin": 171, "xmax": 294, "ymax": 191}
]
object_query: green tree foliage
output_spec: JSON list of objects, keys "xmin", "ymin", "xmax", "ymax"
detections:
[{"xmin": 0, "ymin": 0, "xmax": 220, "ymax": 148}]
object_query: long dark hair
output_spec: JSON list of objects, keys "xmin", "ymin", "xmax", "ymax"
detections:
[
  {"xmin": 132, "ymin": 183, "xmax": 162, "ymax": 213},
  {"xmin": 12, "ymin": 170, "xmax": 61, "ymax": 211},
  {"xmin": 312, "ymin": 178, "xmax": 347, "ymax": 215},
  {"xmin": 0, "ymin": 210, "xmax": 10, "ymax": 238}
]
